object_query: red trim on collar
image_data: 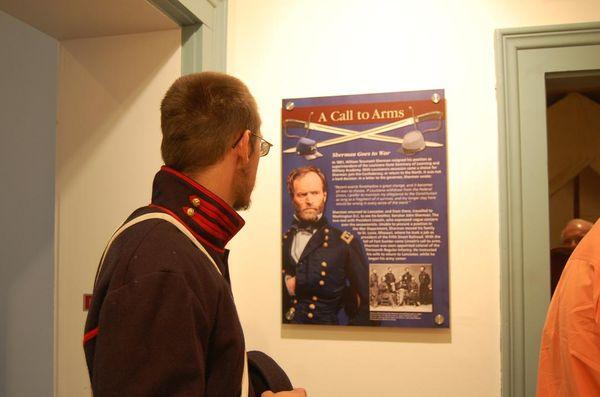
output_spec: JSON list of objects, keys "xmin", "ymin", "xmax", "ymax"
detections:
[
  {"xmin": 161, "ymin": 166, "xmax": 243, "ymax": 223},
  {"xmin": 149, "ymin": 204, "xmax": 225, "ymax": 253},
  {"xmin": 83, "ymin": 327, "xmax": 99, "ymax": 344},
  {"xmin": 190, "ymin": 195, "xmax": 239, "ymax": 233},
  {"xmin": 184, "ymin": 206, "xmax": 230, "ymax": 241}
]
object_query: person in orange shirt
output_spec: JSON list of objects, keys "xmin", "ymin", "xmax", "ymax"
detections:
[
  {"xmin": 550, "ymin": 218, "xmax": 593, "ymax": 295},
  {"xmin": 537, "ymin": 219, "xmax": 600, "ymax": 396}
]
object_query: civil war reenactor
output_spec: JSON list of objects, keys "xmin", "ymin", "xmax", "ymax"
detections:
[
  {"xmin": 418, "ymin": 266, "xmax": 431, "ymax": 305},
  {"xmin": 282, "ymin": 166, "xmax": 369, "ymax": 325},
  {"xmin": 84, "ymin": 72, "xmax": 305, "ymax": 397}
]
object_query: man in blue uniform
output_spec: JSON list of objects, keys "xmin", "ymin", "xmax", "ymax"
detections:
[
  {"xmin": 84, "ymin": 72, "xmax": 305, "ymax": 397},
  {"xmin": 282, "ymin": 166, "xmax": 369, "ymax": 325}
]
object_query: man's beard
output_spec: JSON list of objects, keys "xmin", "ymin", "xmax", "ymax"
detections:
[
  {"xmin": 295, "ymin": 200, "xmax": 325, "ymax": 222},
  {"xmin": 232, "ymin": 164, "xmax": 255, "ymax": 211}
]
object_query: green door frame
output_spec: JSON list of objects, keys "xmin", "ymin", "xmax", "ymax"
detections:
[
  {"xmin": 148, "ymin": 0, "xmax": 228, "ymax": 74},
  {"xmin": 495, "ymin": 22, "xmax": 600, "ymax": 397}
]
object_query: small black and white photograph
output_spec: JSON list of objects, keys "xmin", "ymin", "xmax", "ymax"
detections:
[{"xmin": 369, "ymin": 264, "xmax": 433, "ymax": 313}]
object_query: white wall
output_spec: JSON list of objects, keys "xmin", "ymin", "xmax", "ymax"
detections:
[
  {"xmin": 0, "ymin": 10, "xmax": 57, "ymax": 397},
  {"xmin": 55, "ymin": 29, "xmax": 180, "ymax": 396},
  {"xmin": 225, "ymin": 1, "xmax": 600, "ymax": 396}
]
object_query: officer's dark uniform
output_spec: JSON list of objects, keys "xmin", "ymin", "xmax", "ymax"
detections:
[
  {"xmin": 401, "ymin": 271, "xmax": 413, "ymax": 290},
  {"xmin": 282, "ymin": 217, "xmax": 369, "ymax": 325},
  {"xmin": 418, "ymin": 270, "xmax": 431, "ymax": 304}
]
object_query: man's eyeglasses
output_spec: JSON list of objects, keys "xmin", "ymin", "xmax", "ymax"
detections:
[{"xmin": 232, "ymin": 131, "xmax": 273, "ymax": 157}]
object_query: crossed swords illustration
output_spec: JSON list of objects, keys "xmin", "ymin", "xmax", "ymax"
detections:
[{"xmin": 283, "ymin": 111, "xmax": 444, "ymax": 154}]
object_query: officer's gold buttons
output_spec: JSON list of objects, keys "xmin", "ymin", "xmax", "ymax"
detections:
[
  {"xmin": 319, "ymin": 280, "xmax": 325, "ymax": 286},
  {"xmin": 322, "ymin": 242, "xmax": 329, "ymax": 248},
  {"xmin": 324, "ymin": 228, "xmax": 330, "ymax": 233},
  {"xmin": 309, "ymin": 303, "xmax": 316, "ymax": 310},
  {"xmin": 191, "ymin": 197, "xmax": 201, "ymax": 207},
  {"xmin": 307, "ymin": 313, "xmax": 314, "ymax": 319},
  {"xmin": 312, "ymin": 296, "xmax": 318, "ymax": 301},
  {"xmin": 321, "ymin": 261, "xmax": 328, "ymax": 267},
  {"xmin": 321, "ymin": 271, "xmax": 326, "ymax": 276},
  {"xmin": 293, "ymin": 299, "xmax": 298, "ymax": 304},
  {"xmin": 324, "ymin": 235, "xmax": 329, "ymax": 241},
  {"xmin": 186, "ymin": 208, "xmax": 195, "ymax": 217}
]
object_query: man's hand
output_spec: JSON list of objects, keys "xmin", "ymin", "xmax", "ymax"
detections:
[
  {"xmin": 261, "ymin": 388, "xmax": 307, "ymax": 397},
  {"xmin": 285, "ymin": 276, "xmax": 296, "ymax": 296}
]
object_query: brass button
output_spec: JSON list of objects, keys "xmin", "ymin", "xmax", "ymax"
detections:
[
  {"xmin": 324, "ymin": 235, "xmax": 329, "ymax": 241},
  {"xmin": 307, "ymin": 313, "xmax": 314, "ymax": 319},
  {"xmin": 324, "ymin": 228, "xmax": 330, "ymax": 233},
  {"xmin": 309, "ymin": 303, "xmax": 316, "ymax": 310},
  {"xmin": 293, "ymin": 299, "xmax": 298, "ymax": 304},
  {"xmin": 312, "ymin": 296, "xmax": 318, "ymax": 301},
  {"xmin": 319, "ymin": 280, "xmax": 325, "ymax": 286},
  {"xmin": 321, "ymin": 261, "xmax": 327, "ymax": 267},
  {"xmin": 322, "ymin": 242, "xmax": 329, "ymax": 248},
  {"xmin": 186, "ymin": 208, "xmax": 195, "ymax": 217},
  {"xmin": 191, "ymin": 197, "xmax": 201, "ymax": 207},
  {"xmin": 321, "ymin": 271, "xmax": 326, "ymax": 276}
]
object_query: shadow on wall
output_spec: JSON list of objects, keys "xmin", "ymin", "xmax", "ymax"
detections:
[
  {"xmin": 282, "ymin": 324, "xmax": 451, "ymax": 344},
  {"xmin": 56, "ymin": 30, "xmax": 180, "ymax": 193}
]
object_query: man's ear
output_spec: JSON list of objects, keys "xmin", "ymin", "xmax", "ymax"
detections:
[
  {"xmin": 323, "ymin": 191, "xmax": 327, "ymax": 202},
  {"xmin": 234, "ymin": 130, "xmax": 252, "ymax": 164}
]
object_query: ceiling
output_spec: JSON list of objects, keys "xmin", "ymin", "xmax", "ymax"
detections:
[
  {"xmin": 0, "ymin": 0, "xmax": 178, "ymax": 40},
  {"xmin": 546, "ymin": 70, "xmax": 600, "ymax": 106}
]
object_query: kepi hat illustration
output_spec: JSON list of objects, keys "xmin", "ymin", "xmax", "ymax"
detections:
[{"xmin": 296, "ymin": 137, "xmax": 323, "ymax": 160}]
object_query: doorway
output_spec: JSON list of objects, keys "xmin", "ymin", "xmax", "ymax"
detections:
[
  {"xmin": 496, "ymin": 22, "xmax": 600, "ymax": 397},
  {"xmin": 546, "ymin": 71, "xmax": 600, "ymax": 296}
]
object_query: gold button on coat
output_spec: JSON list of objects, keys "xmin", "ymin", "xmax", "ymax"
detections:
[
  {"xmin": 321, "ymin": 271, "xmax": 326, "ymax": 276},
  {"xmin": 324, "ymin": 235, "xmax": 329, "ymax": 241},
  {"xmin": 191, "ymin": 197, "xmax": 201, "ymax": 207},
  {"xmin": 312, "ymin": 296, "xmax": 318, "ymax": 301},
  {"xmin": 321, "ymin": 261, "xmax": 327, "ymax": 267},
  {"xmin": 293, "ymin": 299, "xmax": 298, "ymax": 304},
  {"xmin": 324, "ymin": 228, "xmax": 330, "ymax": 233},
  {"xmin": 186, "ymin": 208, "xmax": 195, "ymax": 217},
  {"xmin": 309, "ymin": 303, "xmax": 316, "ymax": 310},
  {"xmin": 322, "ymin": 242, "xmax": 328, "ymax": 248},
  {"xmin": 307, "ymin": 313, "xmax": 314, "ymax": 319},
  {"xmin": 319, "ymin": 280, "xmax": 325, "ymax": 286}
]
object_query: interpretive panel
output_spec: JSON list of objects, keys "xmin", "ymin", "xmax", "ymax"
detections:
[{"xmin": 281, "ymin": 90, "xmax": 449, "ymax": 328}]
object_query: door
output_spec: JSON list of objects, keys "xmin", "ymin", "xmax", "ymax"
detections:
[{"xmin": 496, "ymin": 23, "xmax": 600, "ymax": 397}]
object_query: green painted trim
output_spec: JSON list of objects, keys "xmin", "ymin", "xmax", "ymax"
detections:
[
  {"xmin": 182, "ymin": 23, "xmax": 202, "ymax": 75},
  {"xmin": 178, "ymin": 0, "xmax": 215, "ymax": 28},
  {"xmin": 149, "ymin": 0, "xmax": 228, "ymax": 74},
  {"xmin": 147, "ymin": 0, "xmax": 200, "ymax": 26},
  {"xmin": 495, "ymin": 22, "xmax": 600, "ymax": 397}
]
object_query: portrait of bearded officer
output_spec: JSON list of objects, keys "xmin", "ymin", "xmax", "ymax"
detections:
[{"xmin": 282, "ymin": 166, "xmax": 369, "ymax": 325}]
